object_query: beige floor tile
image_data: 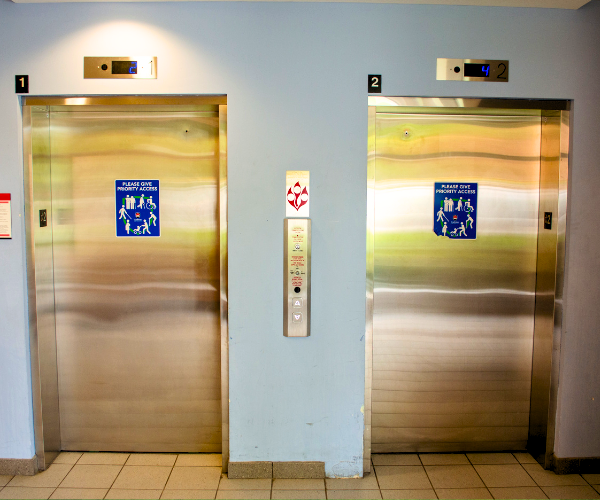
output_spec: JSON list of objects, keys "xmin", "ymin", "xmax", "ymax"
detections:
[
  {"xmin": 0, "ymin": 486, "xmax": 55, "ymax": 499},
  {"xmin": 126, "ymin": 454, "xmax": 177, "ymax": 467},
  {"xmin": 467, "ymin": 454, "xmax": 518, "ymax": 465},
  {"xmin": 326, "ymin": 490, "xmax": 382, "ymax": 499},
  {"xmin": 272, "ymin": 490, "xmax": 326, "ymax": 499},
  {"xmin": 326, "ymin": 474, "xmax": 379, "ymax": 490},
  {"xmin": 488, "ymin": 486, "xmax": 547, "ymax": 499},
  {"xmin": 165, "ymin": 467, "xmax": 221, "ymax": 490},
  {"xmin": 512, "ymin": 454, "xmax": 537, "ymax": 465},
  {"xmin": 215, "ymin": 491, "xmax": 270, "ymax": 500},
  {"xmin": 60, "ymin": 464, "xmax": 123, "ymax": 489},
  {"xmin": 78, "ymin": 453, "xmax": 130, "ymax": 465},
  {"xmin": 584, "ymin": 474, "xmax": 600, "ymax": 485},
  {"xmin": 372, "ymin": 455, "xmax": 421, "ymax": 466},
  {"xmin": 8, "ymin": 464, "xmax": 73, "ymax": 488},
  {"xmin": 327, "ymin": 489, "xmax": 381, "ymax": 500},
  {"xmin": 273, "ymin": 479, "xmax": 325, "ymax": 490},
  {"xmin": 50, "ymin": 488, "xmax": 108, "ymax": 499},
  {"xmin": 473, "ymin": 465, "xmax": 536, "ymax": 488},
  {"xmin": 105, "ymin": 489, "xmax": 162, "ymax": 499},
  {"xmin": 435, "ymin": 488, "xmax": 492, "ymax": 499},
  {"xmin": 53, "ymin": 453, "xmax": 83, "ymax": 465},
  {"xmin": 419, "ymin": 455, "xmax": 469, "ymax": 466},
  {"xmin": 522, "ymin": 463, "xmax": 586, "ymax": 487},
  {"xmin": 160, "ymin": 490, "xmax": 217, "ymax": 499},
  {"xmin": 542, "ymin": 485, "xmax": 600, "ymax": 499},
  {"xmin": 380, "ymin": 489, "xmax": 436, "ymax": 499},
  {"xmin": 112, "ymin": 466, "xmax": 172, "ymax": 490},
  {"xmin": 176, "ymin": 455, "xmax": 222, "ymax": 467},
  {"xmin": 374, "ymin": 466, "xmax": 430, "ymax": 490},
  {"xmin": 425, "ymin": 466, "xmax": 484, "ymax": 489},
  {"xmin": 217, "ymin": 477, "xmax": 272, "ymax": 490},
  {"xmin": 0, "ymin": 477, "xmax": 12, "ymax": 487}
]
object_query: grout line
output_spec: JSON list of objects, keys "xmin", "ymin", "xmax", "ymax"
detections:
[
  {"xmin": 158, "ymin": 461, "xmax": 176, "ymax": 500},
  {"xmin": 418, "ymin": 455, "xmax": 437, "ymax": 497},
  {"xmin": 422, "ymin": 456, "xmax": 441, "ymax": 500},
  {"xmin": 49, "ymin": 459, "xmax": 77, "ymax": 500},
  {"xmin": 371, "ymin": 458, "xmax": 381, "ymax": 492},
  {"xmin": 468, "ymin": 458, "xmax": 493, "ymax": 500},
  {"xmin": 102, "ymin": 457, "xmax": 127, "ymax": 500}
]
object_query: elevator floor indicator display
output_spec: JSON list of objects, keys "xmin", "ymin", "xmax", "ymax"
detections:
[
  {"xmin": 434, "ymin": 182, "xmax": 477, "ymax": 239},
  {"xmin": 115, "ymin": 180, "xmax": 160, "ymax": 237}
]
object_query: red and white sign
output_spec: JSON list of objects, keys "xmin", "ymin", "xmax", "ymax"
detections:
[
  {"xmin": 0, "ymin": 193, "xmax": 12, "ymax": 239},
  {"xmin": 286, "ymin": 171, "xmax": 309, "ymax": 217}
]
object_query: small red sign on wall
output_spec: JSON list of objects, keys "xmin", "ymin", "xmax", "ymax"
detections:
[{"xmin": 0, "ymin": 194, "xmax": 12, "ymax": 239}]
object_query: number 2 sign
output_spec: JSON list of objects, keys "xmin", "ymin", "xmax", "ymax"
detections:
[{"xmin": 368, "ymin": 74, "xmax": 382, "ymax": 93}]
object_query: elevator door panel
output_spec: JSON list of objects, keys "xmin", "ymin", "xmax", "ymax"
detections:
[
  {"xmin": 50, "ymin": 110, "xmax": 221, "ymax": 452},
  {"xmin": 372, "ymin": 113, "xmax": 541, "ymax": 452}
]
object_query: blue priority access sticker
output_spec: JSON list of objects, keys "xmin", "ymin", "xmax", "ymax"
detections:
[
  {"xmin": 433, "ymin": 182, "xmax": 477, "ymax": 240},
  {"xmin": 115, "ymin": 180, "xmax": 160, "ymax": 237}
]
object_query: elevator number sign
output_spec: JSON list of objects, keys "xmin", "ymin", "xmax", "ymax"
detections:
[
  {"xmin": 115, "ymin": 180, "xmax": 160, "ymax": 237},
  {"xmin": 434, "ymin": 182, "xmax": 477, "ymax": 240}
]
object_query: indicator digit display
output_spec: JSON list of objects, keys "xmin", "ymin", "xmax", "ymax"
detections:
[
  {"xmin": 464, "ymin": 63, "xmax": 491, "ymax": 78},
  {"xmin": 112, "ymin": 61, "xmax": 137, "ymax": 75}
]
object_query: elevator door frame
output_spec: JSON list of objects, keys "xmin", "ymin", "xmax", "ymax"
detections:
[
  {"xmin": 365, "ymin": 97, "xmax": 570, "ymax": 472},
  {"xmin": 22, "ymin": 95, "xmax": 229, "ymax": 472}
]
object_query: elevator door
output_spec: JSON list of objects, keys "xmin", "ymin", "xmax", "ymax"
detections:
[
  {"xmin": 48, "ymin": 108, "xmax": 221, "ymax": 452},
  {"xmin": 372, "ymin": 113, "xmax": 541, "ymax": 452}
]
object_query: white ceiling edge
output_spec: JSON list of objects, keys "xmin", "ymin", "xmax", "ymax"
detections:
[{"xmin": 9, "ymin": 0, "xmax": 593, "ymax": 8}]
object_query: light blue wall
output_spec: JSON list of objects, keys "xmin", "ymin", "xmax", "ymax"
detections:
[{"xmin": 1, "ymin": 0, "xmax": 599, "ymax": 473}]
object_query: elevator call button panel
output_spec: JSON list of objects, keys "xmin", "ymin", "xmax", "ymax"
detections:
[
  {"xmin": 84, "ymin": 57, "xmax": 157, "ymax": 79},
  {"xmin": 284, "ymin": 218, "xmax": 311, "ymax": 337}
]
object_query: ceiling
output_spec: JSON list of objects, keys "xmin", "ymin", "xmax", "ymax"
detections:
[{"xmin": 9, "ymin": 0, "xmax": 593, "ymax": 7}]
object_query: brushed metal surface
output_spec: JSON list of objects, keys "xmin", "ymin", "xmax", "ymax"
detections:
[
  {"xmin": 23, "ymin": 96, "xmax": 227, "ymax": 106},
  {"xmin": 436, "ymin": 58, "xmax": 509, "ymax": 82},
  {"xmin": 547, "ymin": 110, "xmax": 569, "ymax": 466},
  {"xmin": 528, "ymin": 110, "xmax": 569, "ymax": 467},
  {"xmin": 218, "ymin": 105, "xmax": 229, "ymax": 471},
  {"xmin": 83, "ymin": 57, "xmax": 157, "ymax": 79},
  {"xmin": 284, "ymin": 218, "xmax": 311, "ymax": 337},
  {"xmin": 367, "ymin": 96, "xmax": 569, "ymax": 112},
  {"xmin": 371, "ymin": 112, "xmax": 542, "ymax": 452},
  {"xmin": 47, "ymin": 107, "xmax": 222, "ymax": 452},
  {"xmin": 529, "ymin": 113, "xmax": 560, "ymax": 463},
  {"xmin": 364, "ymin": 104, "xmax": 376, "ymax": 473},
  {"xmin": 26, "ymin": 107, "xmax": 62, "ymax": 470}
]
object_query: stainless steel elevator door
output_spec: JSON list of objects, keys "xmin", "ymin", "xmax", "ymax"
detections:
[
  {"xmin": 372, "ymin": 113, "xmax": 541, "ymax": 452},
  {"xmin": 49, "ymin": 108, "xmax": 221, "ymax": 452}
]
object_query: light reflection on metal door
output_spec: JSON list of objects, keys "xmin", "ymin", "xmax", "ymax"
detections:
[
  {"xmin": 48, "ymin": 108, "xmax": 222, "ymax": 452},
  {"xmin": 372, "ymin": 113, "xmax": 541, "ymax": 452}
]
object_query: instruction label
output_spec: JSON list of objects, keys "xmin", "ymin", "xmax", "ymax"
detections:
[
  {"xmin": 115, "ymin": 180, "xmax": 160, "ymax": 237},
  {"xmin": 0, "ymin": 193, "xmax": 11, "ymax": 239},
  {"xmin": 433, "ymin": 182, "xmax": 477, "ymax": 240}
]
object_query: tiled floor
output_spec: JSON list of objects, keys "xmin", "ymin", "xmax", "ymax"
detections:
[{"xmin": 0, "ymin": 453, "xmax": 599, "ymax": 499}]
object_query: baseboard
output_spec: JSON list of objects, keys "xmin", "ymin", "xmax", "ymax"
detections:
[
  {"xmin": 228, "ymin": 461, "xmax": 325, "ymax": 479},
  {"xmin": 228, "ymin": 461, "xmax": 272, "ymax": 479},
  {"xmin": 552, "ymin": 455, "xmax": 600, "ymax": 474},
  {"xmin": 273, "ymin": 461, "xmax": 325, "ymax": 479},
  {"xmin": 0, "ymin": 457, "xmax": 37, "ymax": 476}
]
